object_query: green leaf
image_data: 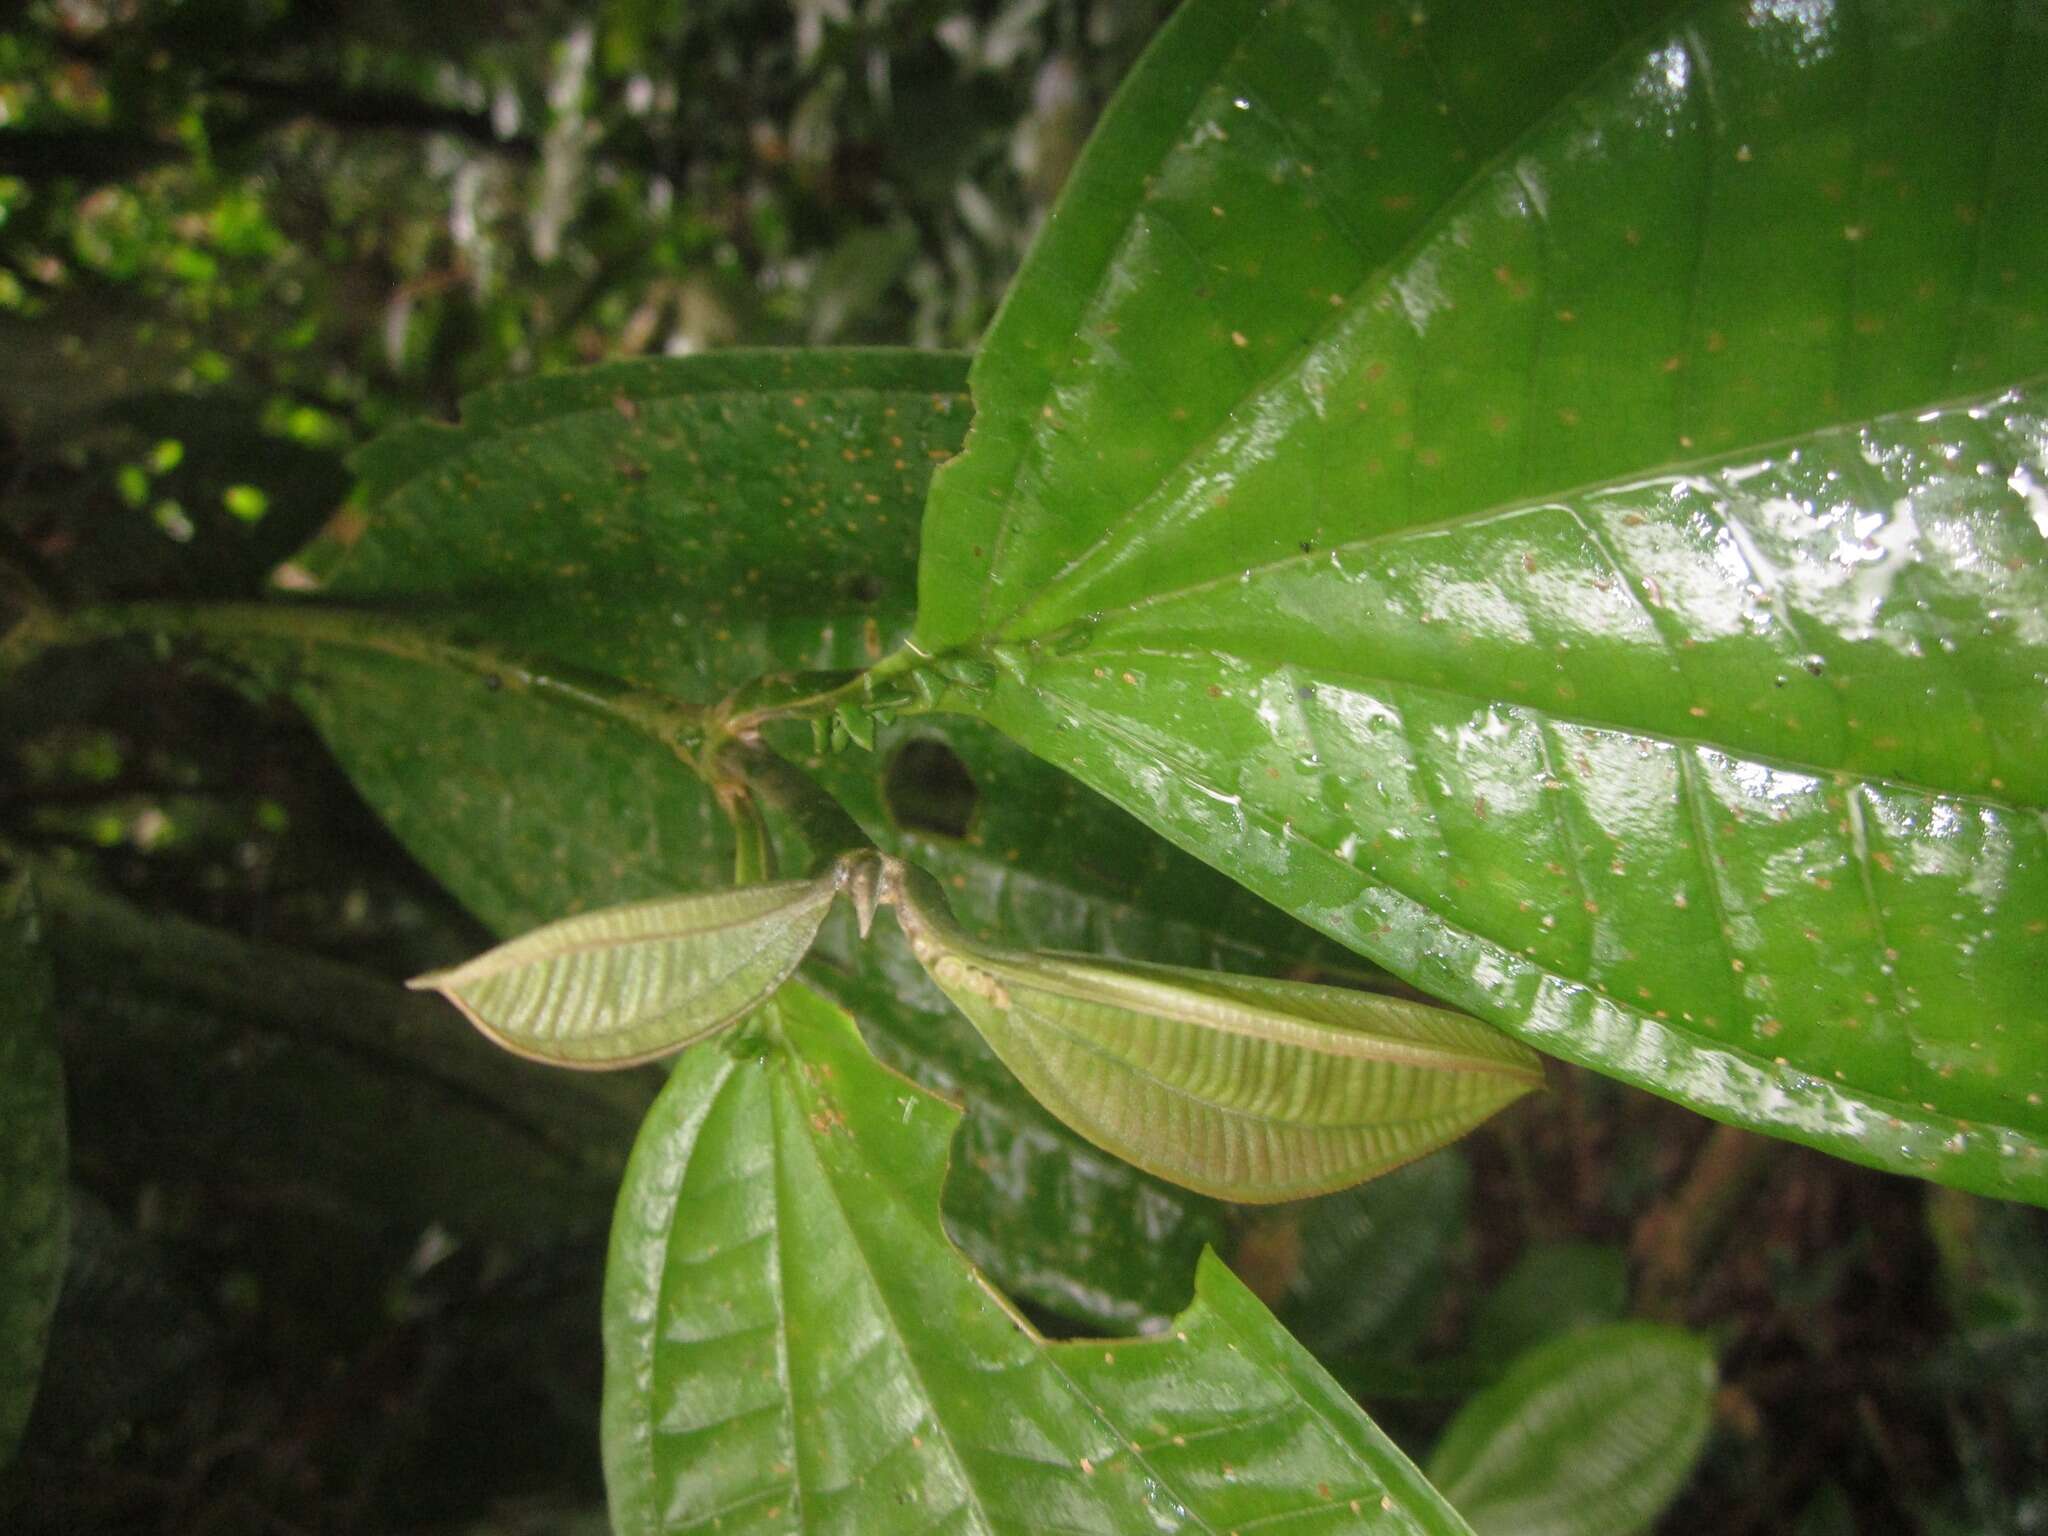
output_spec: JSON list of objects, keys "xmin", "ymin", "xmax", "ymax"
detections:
[
  {"xmin": 1, "ymin": 879, "xmax": 66, "ymax": 1465},
  {"xmin": 912, "ymin": 0, "xmax": 2048, "ymax": 1202},
  {"xmin": 1926, "ymin": 1187, "xmax": 2048, "ymax": 1340},
  {"xmin": 602, "ymin": 982, "xmax": 1476, "ymax": 1535},
  {"xmin": 890, "ymin": 859, "xmax": 1542, "ymax": 1201},
  {"xmin": 804, "ymin": 917, "xmax": 1232, "ymax": 1332},
  {"xmin": 410, "ymin": 871, "xmax": 845, "ymax": 1068},
  {"xmin": 277, "ymin": 349, "xmax": 972, "ymax": 920},
  {"xmin": 784, "ymin": 714, "xmax": 1426, "ymax": 1325},
  {"xmin": 1424, "ymin": 1323, "xmax": 1717, "ymax": 1536},
  {"xmin": 130, "ymin": 346, "xmax": 1225, "ymax": 1328}
]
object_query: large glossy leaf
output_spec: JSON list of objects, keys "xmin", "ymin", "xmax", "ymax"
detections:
[
  {"xmin": 1424, "ymin": 1323, "xmax": 1716, "ymax": 1536},
  {"xmin": 891, "ymin": 858, "xmax": 1542, "ymax": 1201},
  {"xmin": 912, "ymin": 0, "xmax": 2048, "ymax": 1201},
  {"xmin": 602, "ymin": 981, "xmax": 1475, "ymax": 1536},
  {"xmin": 0, "ymin": 880, "xmax": 66, "ymax": 1465}
]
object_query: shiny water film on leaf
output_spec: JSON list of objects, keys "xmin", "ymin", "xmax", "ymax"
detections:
[
  {"xmin": 911, "ymin": 0, "xmax": 2048, "ymax": 1202},
  {"xmin": 601, "ymin": 981, "xmax": 1476, "ymax": 1536},
  {"xmin": 1, "ymin": 879, "xmax": 67, "ymax": 1465},
  {"xmin": 1425, "ymin": 1323, "xmax": 1718, "ymax": 1536},
  {"xmin": 410, "ymin": 871, "xmax": 847, "ymax": 1068},
  {"xmin": 889, "ymin": 859, "xmax": 1543, "ymax": 1201}
]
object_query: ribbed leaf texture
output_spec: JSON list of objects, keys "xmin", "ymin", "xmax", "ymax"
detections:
[
  {"xmin": 891, "ymin": 861, "xmax": 1541, "ymax": 1201},
  {"xmin": 602, "ymin": 982, "xmax": 1476, "ymax": 1535},
  {"xmin": 411, "ymin": 875, "xmax": 841, "ymax": 1067},
  {"xmin": 252, "ymin": 349, "xmax": 1274, "ymax": 1327}
]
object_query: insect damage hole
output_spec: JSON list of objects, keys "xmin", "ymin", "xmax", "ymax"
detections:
[{"xmin": 882, "ymin": 737, "xmax": 980, "ymax": 840}]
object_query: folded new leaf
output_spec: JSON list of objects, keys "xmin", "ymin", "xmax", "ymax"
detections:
[
  {"xmin": 887, "ymin": 861, "xmax": 1543, "ymax": 1202},
  {"xmin": 409, "ymin": 873, "xmax": 842, "ymax": 1068}
]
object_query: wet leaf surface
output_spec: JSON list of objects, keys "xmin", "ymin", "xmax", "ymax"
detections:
[
  {"xmin": 915, "ymin": 0, "xmax": 2048, "ymax": 1202},
  {"xmin": 602, "ymin": 983, "xmax": 1475, "ymax": 1536}
]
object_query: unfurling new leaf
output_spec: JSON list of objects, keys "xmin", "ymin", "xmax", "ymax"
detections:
[
  {"xmin": 409, "ymin": 868, "xmax": 848, "ymax": 1068},
  {"xmin": 887, "ymin": 859, "xmax": 1543, "ymax": 1202}
]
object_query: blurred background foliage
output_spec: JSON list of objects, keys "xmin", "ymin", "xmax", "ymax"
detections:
[{"xmin": 1, "ymin": 2, "xmax": 2045, "ymax": 1533}]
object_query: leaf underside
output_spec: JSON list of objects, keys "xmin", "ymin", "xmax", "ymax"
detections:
[
  {"xmin": 914, "ymin": 0, "xmax": 2048, "ymax": 1201},
  {"xmin": 601, "ymin": 982, "xmax": 1474, "ymax": 1536},
  {"xmin": 414, "ymin": 879, "xmax": 839, "ymax": 1067},
  {"xmin": 917, "ymin": 939, "xmax": 1541, "ymax": 1202}
]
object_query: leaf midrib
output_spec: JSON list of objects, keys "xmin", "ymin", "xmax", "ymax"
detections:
[
  {"xmin": 999, "ymin": 959, "xmax": 1537, "ymax": 1079},
  {"xmin": 970, "ymin": 0, "xmax": 1703, "ymax": 643}
]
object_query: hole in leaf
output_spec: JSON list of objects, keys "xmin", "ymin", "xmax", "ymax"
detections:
[
  {"xmin": 840, "ymin": 571, "xmax": 885, "ymax": 604},
  {"xmin": 883, "ymin": 737, "xmax": 979, "ymax": 840}
]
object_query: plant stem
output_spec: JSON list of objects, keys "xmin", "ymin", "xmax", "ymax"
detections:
[
  {"xmin": 718, "ymin": 643, "xmax": 934, "ymax": 739},
  {"xmin": 725, "ymin": 741, "xmax": 875, "ymax": 872}
]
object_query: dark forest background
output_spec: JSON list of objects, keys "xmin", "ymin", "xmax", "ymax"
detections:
[{"xmin": 1, "ymin": 3, "xmax": 2043, "ymax": 1532}]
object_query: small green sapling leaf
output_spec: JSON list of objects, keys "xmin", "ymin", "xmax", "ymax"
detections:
[
  {"xmin": 886, "ymin": 857, "xmax": 1543, "ymax": 1201},
  {"xmin": 410, "ymin": 865, "xmax": 855, "ymax": 1068}
]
